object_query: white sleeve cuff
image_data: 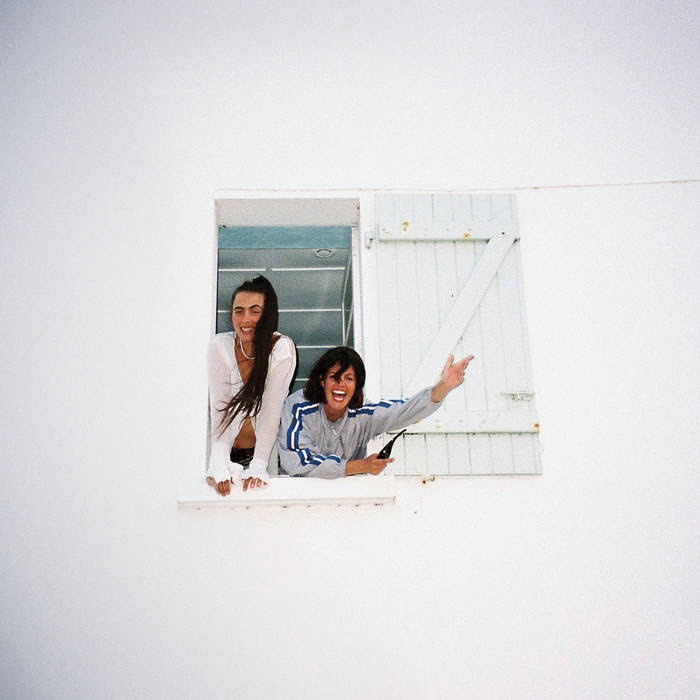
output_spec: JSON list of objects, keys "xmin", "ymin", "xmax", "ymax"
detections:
[
  {"xmin": 207, "ymin": 442, "xmax": 233, "ymax": 484},
  {"xmin": 242, "ymin": 457, "xmax": 269, "ymax": 482},
  {"xmin": 229, "ymin": 464, "xmax": 245, "ymax": 487}
]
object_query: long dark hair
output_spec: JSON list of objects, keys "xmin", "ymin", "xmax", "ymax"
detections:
[
  {"xmin": 217, "ymin": 275, "xmax": 279, "ymax": 434},
  {"xmin": 303, "ymin": 346, "xmax": 366, "ymax": 409}
]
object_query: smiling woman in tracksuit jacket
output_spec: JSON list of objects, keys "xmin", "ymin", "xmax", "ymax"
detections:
[{"xmin": 277, "ymin": 346, "xmax": 474, "ymax": 479}]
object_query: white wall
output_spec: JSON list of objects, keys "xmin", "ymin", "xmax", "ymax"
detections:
[{"xmin": 1, "ymin": 1, "xmax": 698, "ymax": 698}]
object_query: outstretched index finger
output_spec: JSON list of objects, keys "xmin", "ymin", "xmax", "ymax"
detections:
[
  {"xmin": 442, "ymin": 353, "xmax": 455, "ymax": 375},
  {"xmin": 458, "ymin": 354, "xmax": 474, "ymax": 370}
]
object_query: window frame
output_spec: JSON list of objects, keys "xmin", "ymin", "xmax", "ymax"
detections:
[{"xmin": 179, "ymin": 190, "xmax": 396, "ymax": 508}]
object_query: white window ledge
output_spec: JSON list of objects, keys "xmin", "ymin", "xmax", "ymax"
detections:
[{"xmin": 177, "ymin": 474, "xmax": 396, "ymax": 508}]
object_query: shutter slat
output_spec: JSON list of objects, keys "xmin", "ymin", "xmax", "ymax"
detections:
[
  {"xmin": 480, "ymin": 263, "xmax": 510, "ymax": 413},
  {"xmin": 404, "ymin": 433, "xmax": 428, "ymax": 476},
  {"xmin": 491, "ymin": 435, "xmax": 516, "ymax": 473},
  {"xmin": 469, "ymin": 435, "xmax": 493, "ymax": 474},
  {"xmin": 411, "ymin": 193, "xmax": 433, "ymax": 220},
  {"xmin": 447, "ymin": 434, "xmax": 470, "ymax": 474},
  {"xmin": 427, "ymin": 434, "xmax": 449, "ymax": 475},
  {"xmin": 416, "ymin": 241, "xmax": 440, "ymax": 365},
  {"xmin": 451, "ymin": 193, "xmax": 472, "ymax": 221},
  {"xmin": 377, "ymin": 240, "xmax": 402, "ymax": 396},
  {"xmin": 432, "ymin": 193, "xmax": 453, "ymax": 220},
  {"xmin": 472, "ymin": 194, "xmax": 493, "ymax": 221},
  {"xmin": 512, "ymin": 434, "xmax": 541, "ymax": 475},
  {"xmin": 395, "ymin": 241, "xmax": 421, "ymax": 393},
  {"xmin": 499, "ymin": 242, "xmax": 532, "ymax": 397}
]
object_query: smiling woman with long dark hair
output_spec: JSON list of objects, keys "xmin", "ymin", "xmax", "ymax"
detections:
[{"xmin": 206, "ymin": 275, "xmax": 296, "ymax": 495}]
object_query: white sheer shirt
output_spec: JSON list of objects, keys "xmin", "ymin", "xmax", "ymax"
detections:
[{"xmin": 206, "ymin": 331, "xmax": 296, "ymax": 484}]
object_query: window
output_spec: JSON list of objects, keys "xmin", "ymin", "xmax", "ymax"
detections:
[
  {"xmin": 203, "ymin": 195, "xmax": 364, "ymax": 491},
  {"xmin": 213, "ymin": 190, "xmax": 540, "ymax": 476},
  {"xmin": 179, "ymin": 190, "xmax": 540, "ymax": 509}
]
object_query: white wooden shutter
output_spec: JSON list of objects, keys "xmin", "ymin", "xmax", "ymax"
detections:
[{"xmin": 363, "ymin": 192, "xmax": 540, "ymax": 475}]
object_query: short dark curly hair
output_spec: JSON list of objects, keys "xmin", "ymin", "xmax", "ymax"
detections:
[{"xmin": 303, "ymin": 346, "xmax": 366, "ymax": 409}]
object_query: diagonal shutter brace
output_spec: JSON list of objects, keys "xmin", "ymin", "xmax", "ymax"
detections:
[{"xmin": 406, "ymin": 232, "xmax": 518, "ymax": 395}]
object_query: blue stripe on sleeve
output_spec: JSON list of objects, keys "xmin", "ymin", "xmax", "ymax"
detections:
[
  {"xmin": 286, "ymin": 401, "xmax": 342, "ymax": 467},
  {"xmin": 347, "ymin": 398, "xmax": 405, "ymax": 418}
]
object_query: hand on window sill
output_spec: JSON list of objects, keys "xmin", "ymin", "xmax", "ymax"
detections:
[
  {"xmin": 206, "ymin": 475, "xmax": 268, "ymax": 495},
  {"xmin": 183, "ymin": 473, "xmax": 396, "ymax": 508},
  {"xmin": 242, "ymin": 477, "xmax": 267, "ymax": 491},
  {"xmin": 206, "ymin": 476, "xmax": 231, "ymax": 496}
]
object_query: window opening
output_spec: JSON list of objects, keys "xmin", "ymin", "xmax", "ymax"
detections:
[{"xmin": 216, "ymin": 226, "xmax": 354, "ymax": 394}]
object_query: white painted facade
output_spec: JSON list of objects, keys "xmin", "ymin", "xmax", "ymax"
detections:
[{"xmin": 2, "ymin": 2, "xmax": 698, "ymax": 698}]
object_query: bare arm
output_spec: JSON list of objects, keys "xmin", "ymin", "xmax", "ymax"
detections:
[
  {"xmin": 430, "ymin": 354, "xmax": 475, "ymax": 403},
  {"xmin": 345, "ymin": 454, "xmax": 394, "ymax": 476}
]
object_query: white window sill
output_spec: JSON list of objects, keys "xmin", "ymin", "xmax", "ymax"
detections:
[{"xmin": 177, "ymin": 474, "xmax": 396, "ymax": 508}]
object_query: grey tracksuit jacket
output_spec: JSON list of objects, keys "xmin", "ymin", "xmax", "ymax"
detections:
[{"xmin": 277, "ymin": 387, "xmax": 442, "ymax": 478}]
